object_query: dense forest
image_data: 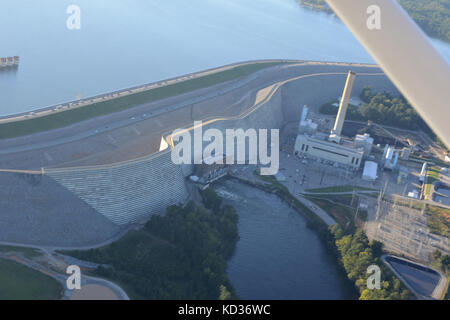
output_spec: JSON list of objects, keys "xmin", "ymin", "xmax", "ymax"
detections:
[
  {"xmin": 64, "ymin": 189, "xmax": 239, "ymax": 300},
  {"xmin": 320, "ymin": 86, "xmax": 434, "ymax": 136},
  {"xmin": 328, "ymin": 225, "xmax": 412, "ymax": 300},
  {"xmin": 298, "ymin": 0, "xmax": 450, "ymax": 43}
]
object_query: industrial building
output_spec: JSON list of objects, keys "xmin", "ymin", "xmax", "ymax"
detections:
[
  {"xmin": 294, "ymin": 71, "xmax": 372, "ymax": 170},
  {"xmin": 190, "ymin": 153, "xmax": 233, "ymax": 188},
  {"xmin": 397, "ymin": 165, "xmax": 409, "ymax": 184},
  {"xmin": 362, "ymin": 161, "xmax": 378, "ymax": 181},
  {"xmin": 401, "ymin": 147, "xmax": 411, "ymax": 160},
  {"xmin": 382, "ymin": 144, "xmax": 399, "ymax": 170},
  {"xmin": 295, "ymin": 134, "xmax": 364, "ymax": 169},
  {"xmin": 355, "ymin": 133, "xmax": 374, "ymax": 155},
  {"xmin": 419, "ymin": 162, "xmax": 428, "ymax": 183}
]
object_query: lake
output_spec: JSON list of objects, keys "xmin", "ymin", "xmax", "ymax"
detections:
[{"xmin": 1, "ymin": 0, "xmax": 449, "ymax": 116}]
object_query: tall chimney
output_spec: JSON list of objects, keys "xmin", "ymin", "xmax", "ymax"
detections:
[{"xmin": 330, "ymin": 71, "xmax": 356, "ymax": 142}]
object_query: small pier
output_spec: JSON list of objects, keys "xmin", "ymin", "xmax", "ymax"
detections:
[{"xmin": 0, "ymin": 56, "xmax": 19, "ymax": 69}]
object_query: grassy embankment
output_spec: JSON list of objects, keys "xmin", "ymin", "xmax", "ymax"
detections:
[
  {"xmin": 302, "ymin": 186, "xmax": 375, "ymax": 227},
  {"xmin": 0, "ymin": 259, "xmax": 63, "ymax": 300},
  {"xmin": 0, "ymin": 61, "xmax": 287, "ymax": 139},
  {"xmin": 424, "ymin": 166, "xmax": 440, "ymax": 199},
  {"xmin": 305, "ymin": 195, "xmax": 368, "ymax": 229},
  {"xmin": 426, "ymin": 204, "xmax": 450, "ymax": 238}
]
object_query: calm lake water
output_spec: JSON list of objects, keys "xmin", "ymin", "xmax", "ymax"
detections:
[
  {"xmin": 1, "ymin": 0, "xmax": 449, "ymax": 115},
  {"xmin": 215, "ymin": 179, "xmax": 356, "ymax": 300}
]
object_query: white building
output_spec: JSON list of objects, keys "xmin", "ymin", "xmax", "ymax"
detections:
[
  {"xmin": 419, "ymin": 162, "xmax": 428, "ymax": 182},
  {"xmin": 362, "ymin": 161, "xmax": 378, "ymax": 181},
  {"xmin": 294, "ymin": 71, "xmax": 366, "ymax": 170},
  {"xmin": 295, "ymin": 134, "xmax": 364, "ymax": 169},
  {"xmin": 355, "ymin": 133, "xmax": 374, "ymax": 157}
]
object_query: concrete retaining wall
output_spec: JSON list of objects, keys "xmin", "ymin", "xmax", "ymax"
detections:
[{"xmin": 46, "ymin": 151, "xmax": 189, "ymax": 225}]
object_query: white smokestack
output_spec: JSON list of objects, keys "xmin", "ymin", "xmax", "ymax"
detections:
[{"xmin": 330, "ymin": 71, "xmax": 356, "ymax": 142}]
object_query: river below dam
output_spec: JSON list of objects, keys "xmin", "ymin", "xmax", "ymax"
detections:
[
  {"xmin": 214, "ymin": 179, "xmax": 356, "ymax": 300},
  {"xmin": 1, "ymin": 0, "xmax": 450, "ymax": 115}
]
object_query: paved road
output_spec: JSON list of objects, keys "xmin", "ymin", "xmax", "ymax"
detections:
[
  {"xmin": 0, "ymin": 223, "xmax": 140, "ymax": 252},
  {"xmin": 292, "ymin": 194, "xmax": 337, "ymax": 226},
  {"xmin": 0, "ymin": 226, "xmax": 140, "ymax": 299},
  {"xmin": 300, "ymin": 190, "xmax": 379, "ymax": 196},
  {"xmin": 0, "ymin": 252, "xmax": 129, "ymax": 300},
  {"xmin": 0, "ymin": 59, "xmax": 293, "ymax": 123}
]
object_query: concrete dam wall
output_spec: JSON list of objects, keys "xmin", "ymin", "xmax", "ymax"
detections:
[
  {"xmin": 44, "ymin": 70, "xmax": 395, "ymax": 228},
  {"xmin": 46, "ymin": 151, "xmax": 189, "ymax": 226},
  {"xmin": 0, "ymin": 62, "xmax": 399, "ymax": 246},
  {"xmin": 45, "ymin": 87, "xmax": 284, "ymax": 227}
]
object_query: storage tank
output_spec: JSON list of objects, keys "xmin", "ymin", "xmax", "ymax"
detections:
[
  {"xmin": 362, "ymin": 161, "xmax": 378, "ymax": 181},
  {"xmin": 419, "ymin": 162, "xmax": 428, "ymax": 182},
  {"xmin": 300, "ymin": 105, "xmax": 309, "ymax": 122},
  {"xmin": 385, "ymin": 146, "xmax": 394, "ymax": 161}
]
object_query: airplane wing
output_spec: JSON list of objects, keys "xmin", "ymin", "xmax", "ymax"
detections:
[{"xmin": 326, "ymin": 0, "xmax": 450, "ymax": 148}]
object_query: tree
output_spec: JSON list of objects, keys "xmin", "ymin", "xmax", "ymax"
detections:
[
  {"xmin": 219, "ymin": 285, "xmax": 232, "ymax": 300},
  {"xmin": 360, "ymin": 86, "xmax": 372, "ymax": 103},
  {"xmin": 202, "ymin": 188, "xmax": 222, "ymax": 212}
]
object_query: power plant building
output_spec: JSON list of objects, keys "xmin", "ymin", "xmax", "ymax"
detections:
[
  {"xmin": 355, "ymin": 133, "xmax": 374, "ymax": 156},
  {"xmin": 294, "ymin": 71, "xmax": 371, "ymax": 170},
  {"xmin": 381, "ymin": 144, "xmax": 399, "ymax": 170},
  {"xmin": 295, "ymin": 134, "xmax": 364, "ymax": 169}
]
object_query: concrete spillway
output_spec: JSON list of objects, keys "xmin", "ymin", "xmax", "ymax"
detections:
[
  {"xmin": 46, "ymin": 151, "xmax": 190, "ymax": 225},
  {"xmin": 45, "ymin": 86, "xmax": 284, "ymax": 226}
]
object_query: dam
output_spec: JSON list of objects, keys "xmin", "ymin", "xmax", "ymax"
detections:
[{"xmin": 0, "ymin": 60, "xmax": 399, "ymax": 247}]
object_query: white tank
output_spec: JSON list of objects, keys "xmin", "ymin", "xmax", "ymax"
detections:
[
  {"xmin": 300, "ymin": 105, "xmax": 309, "ymax": 122},
  {"xmin": 419, "ymin": 162, "xmax": 428, "ymax": 182}
]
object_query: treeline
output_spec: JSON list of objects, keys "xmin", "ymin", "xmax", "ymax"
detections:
[
  {"xmin": 63, "ymin": 189, "xmax": 239, "ymax": 300},
  {"xmin": 431, "ymin": 250, "xmax": 450, "ymax": 299},
  {"xmin": 359, "ymin": 86, "xmax": 428, "ymax": 131},
  {"xmin": 320, "ymin": 86, "xmax": 434, "ymax": 136},
  {"xmin": 400, "ymin": 0, "xmax": 450, "ymax": 43},
  {"xmin": 298, "ymin": 0, "xmax": 450, "ymax": 43},
  {"xmin": 328, "ymin": 225, "xmax": 412, "ymax": 300}
]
